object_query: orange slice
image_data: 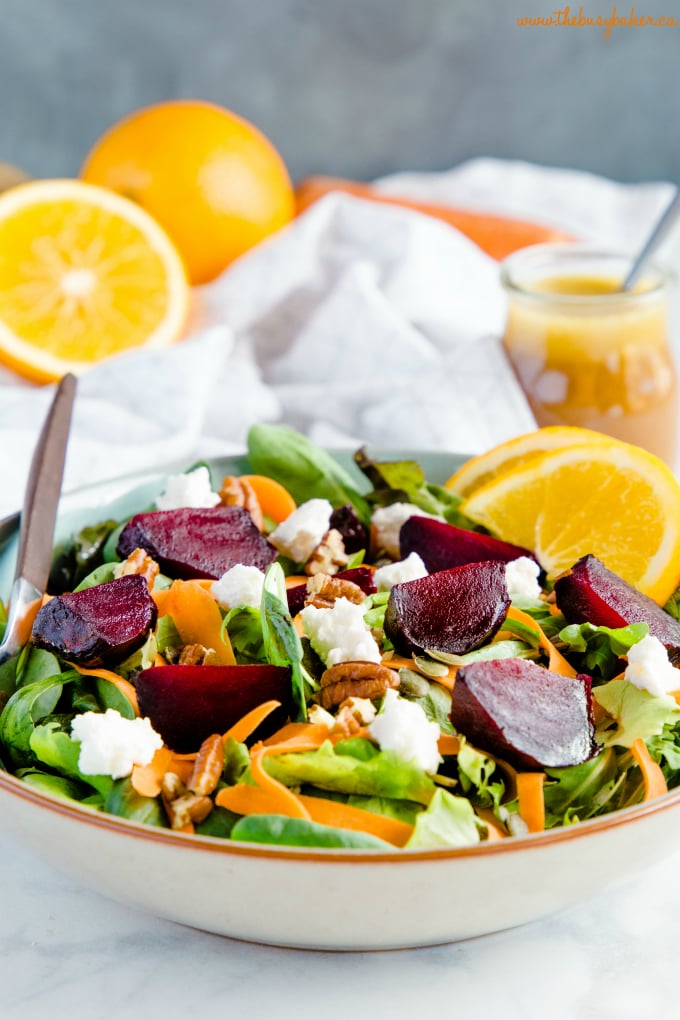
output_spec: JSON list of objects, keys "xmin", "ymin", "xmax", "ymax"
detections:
[
  {"xmin": 460, "ymin": 438, "xmax": 680, "ymax": 603},
  {"xmin": 0, "ymin": 179, "xmax": 189, "ymax": 382},
  {"xmin": 445, "ymin": 426, "xmax": 605, "ymax": 498}
]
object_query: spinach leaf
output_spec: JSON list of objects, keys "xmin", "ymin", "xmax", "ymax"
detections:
[
  {"xmin": 18, "ymin": 769, "xmax": 93, "ymax": 803},
  {"xmin": 0, "ymin": 671, "xmax": 78, "ymax": 769},
  {"xmin": 195, "ymin": 806, "xmax": 240, "ymax": 838},
  {"xmin": 261, "ymin": 563, "xmax": 313, "ymax": 720},
  {"xmin": 116, "ymin": 635, "xmax": 157, "ymax": 681},
  {"xmin": 156, "ymin": 614, "xmax": 181, "ymax": 655},
  {"xmin": 225, "ymin": 607, "xmax": 266, "ymax": 665},
  {"xmin": 105, "ymin": 777, "xmax": 167, "ymax": 828},
  {"xmin": 94, "ymin": 676, "xmax": 136, "ymax": 719},
  {"xmin": 29, "ymin": 721, "xmax": 113, "ymax": 798},
  {"xmin": 230, "ymin": 814, "xmax": 393, "ymax": 849},
  {"xmin": 247, "ymin": 425, "xmax": 371, "ymax": 526},
  {"xmin": 74, "ymin": 563, "xmax": 117, "ymax": 591},
  {"xmin": 48, "ymin": 518, "xmax": 119, "ymax": 594},
  {"xmin": 0, "ymin": 653, "xmax": 20, "ymax": 713},
  {"xmin": 16, "ymin": 647, "xmax": 63, "ymax": 688}
]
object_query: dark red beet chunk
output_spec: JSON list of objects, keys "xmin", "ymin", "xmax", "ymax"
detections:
[
  {"xmin": 329, "ymin": 504, "xmax": 368, "ymax": 554},
  {"xmin": 32, "ymin": 575, "xmax": 157, "ymax": 667},
  {"xmin": 136, "ymin": 663, "xmax": 293, "ymax": 752},
  {"xmin": 384, "ymin": 560, "xmax": 510, "ymax": 656},
  {"xmin": 400, "ymin": 516, "xmax": 537, "ymax": 573},
  {"xmin": 554, "ymin": 555, "xmax": 680, "ymax": 661},
  {"xmin": 452, "ymin": 659, "xmax": 596, "ymax": 771},
  {"xmin": 287, "ymin": 566, "xmax": 377, "ymax": 616},
  {"xmin": 117, "ymin": 506, "xmax": 277, "ymax": 580}
]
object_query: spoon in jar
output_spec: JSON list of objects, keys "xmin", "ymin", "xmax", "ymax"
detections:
[{"xmin": 622, "ymin": 187, "xmax": 680, "ymax": 291}]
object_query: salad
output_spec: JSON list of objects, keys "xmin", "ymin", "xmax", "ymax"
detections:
[{"xmin": 1, "ymin": 424, "xmax": 680, "ymax": 852}]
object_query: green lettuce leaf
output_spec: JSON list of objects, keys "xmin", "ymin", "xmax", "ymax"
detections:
[
  {"xmin": 48, "ymin": 518, "xmax": 119, "ymax": 593},
  {"xmin": 405, "ymin": 788, "xmax": 481, "ymax": 849},
  {"xmin": 558, "ymin": 621, "xmax": 649, "ymax": 679},
  {"xmin": 427, "ymin": 640, "xmax": 536, "ymax": 667},
  {"xmin": 646, "ymin": 719, "xmax": 680, "ymax": 787},
  {"xmin": 155, "ymin": 614, "xmax": 181, "ymax": 655},
  {"xmin": 594, "ymin": 677, "xmax": 680, "ymax": 747},
  {"xmin": 230, "ymin": 814, "xmax": 393, "ymax": 849},
  {"xmin": 543, "ymin": 748, "xmax": 620, "ymax": 826},
  {"xmin": 457, "ymin": 741, "xmax": 505, "ymax": 811},
  {"xmin": 265, "ymin": 738, "xmax": 436, "ymax": 805}
]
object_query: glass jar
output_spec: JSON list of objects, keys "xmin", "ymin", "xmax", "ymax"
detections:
[{"xmin": 501, "ymin": 245, "xmax": 677, "ymax": 466}]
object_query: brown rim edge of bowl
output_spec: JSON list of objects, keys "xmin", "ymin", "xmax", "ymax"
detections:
[{"xmin": 2, "ymin": 766, "xmax": 679, "ymax": 865}]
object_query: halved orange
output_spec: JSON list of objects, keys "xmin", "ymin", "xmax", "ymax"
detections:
[
  {"xmin": 0, "ymin": 179, "xmax": 189, "ymax": 383},
  {"xmin": 460, "ymin": 438, "xmax": 680, "ymax": 603},
  {"xmin": 445, "ymin": 426, "xmax": 605, "ymax": 498}
]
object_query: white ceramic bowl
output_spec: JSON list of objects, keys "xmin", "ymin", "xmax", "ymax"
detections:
[{"xmin": 1, "ymin": 451, "xmax": 679, "ymax": 950}]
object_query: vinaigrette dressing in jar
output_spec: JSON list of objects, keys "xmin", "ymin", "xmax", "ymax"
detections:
[{"xmin": 501, "ymin": 246, "xmax": 677, "ymax": 466}]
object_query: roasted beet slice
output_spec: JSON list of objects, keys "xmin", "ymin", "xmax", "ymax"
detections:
[
  {"xmin": 136, "ymin": 664, "xmax": 292, "ymax": 752},
  {"xmin": 117, "ymin": 506, "xmax": 277, "ymax": 580},
  {"xmin": 400, "ymin": 516, "xmax": 537, "ymax": 573},
  {"xmin": 329, "ymin": 504, "xmax": 368, "ymax": 554},
  {"xmin": 286, "ymin": 566, "xmax": 377, "ymax": 616},
  {"xmin": 452, "ymin": 658, "xmax": 596, "ymax": 771},
  {"xmin": 32, "ymin": 575, "xmax": 157, "ymax": 667},
  {"xmin": 384, "ymin": 560, "xmax": 510, "ymax": 656},
  {"xmin": 554, "ymin": 554, "xmax": 680, "ymax": 660}
]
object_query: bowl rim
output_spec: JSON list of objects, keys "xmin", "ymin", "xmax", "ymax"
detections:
[{"xmin": 2, "ymin": 447, "xmax": 677, "ymax": 864}]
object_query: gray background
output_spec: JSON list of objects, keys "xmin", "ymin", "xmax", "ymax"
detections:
[{"xmin": 2, "ymin": 0, "xmax": 679, "ymax": 184}]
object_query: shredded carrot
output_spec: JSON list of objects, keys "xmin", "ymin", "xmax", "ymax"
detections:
[
  {"xmin": 631, "ymin": 738, "xmax": 668, "ymax": 801},
  {"xmin": 249, "ymin": 744, "xmax": 312, "ymax": 820},
  {"xmin": 153, "ymin": 579, "xmax": 235, "ymax": 665},
  {"xmin": 516, "ymin": 771, "xmax": 546, "ymax": 833},
  {"xmin": 438, "ymin": 733, "xmax": 461, "ymax": 756},
  {"xmin": 240, "ymin": 474, "xmax": 297, "ymax": 524},
  {"xmin": 222, "ymin": 700, "xmax": 282, "ymax": 743},
  {"xmin": 15, "ymin": 596, "xmax": 43, "ymax": 646},
  {"xmin": 295, "ymin": 176, "xmax": 573, "ymax": 261},
  {"xmin": 153, "ymin": 653, "xmax": 165, "ymax": 667},
  {"xmin": 263, "ymin": 721, "xmax": 332, "ymax": 746},
  {"xmin": 475, "ymin": 807, "xmax": 507, "ymax": 841},
  {"xmin": 70, "ymin": 663, "xmax": 140, "ymax": 715},
  {"xmin": 285, "ymin": 575, "xmax": 308, "ymax": 589},
  {"xmin": 216, "ymin": 784, "xmax": 414, "ymax": 846},
  {"xmin": 506, "ymin": 605, "xmax": 576, "ymax": 677},
  {"xmin": 130, "ymin": 746, "xmax": 196, "ymax": 797}
]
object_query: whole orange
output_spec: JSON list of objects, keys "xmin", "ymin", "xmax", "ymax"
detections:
[{"xmin": 80, "ymin": 100, "xmax": 295, "ymax": 285}]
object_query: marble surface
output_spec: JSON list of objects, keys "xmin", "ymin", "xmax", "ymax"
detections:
[{"xmin": 1, "ymin": 825, "xmax": 678, "ymax": 1020}]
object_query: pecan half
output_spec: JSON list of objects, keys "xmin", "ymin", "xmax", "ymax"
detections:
[
  {"xmin": 188, "ymin": 733, "xmax": 224, "ymax": 796},
  {"xmin": 305, "ymin": 529, "xmax": 348, "ymax": 577},
  {"xmin": 113, "ymin": 546, "xmax": 160, "ymax": 588},
  {"xmin": 219, "ymin": 475, "xmax": 263, "ymax": 531},
  {"xmin": 161, "ymin": 771, "xmax": 213, "ymax": 829},
  {"xmin": 177, "ymin": 643, "xmax": 219, "ymax": 666},
  {"xmin": 304, "ymin": 572, "xmax": 365, "ymax": 609},
  {"xmin": 319, "ymin": 660, "xmax": 399, "ymax": 710}
]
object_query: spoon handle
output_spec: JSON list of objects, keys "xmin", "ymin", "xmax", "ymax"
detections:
[{"xmin": 622, "ymin": 188, "xmax": 680, "ymax": 291}]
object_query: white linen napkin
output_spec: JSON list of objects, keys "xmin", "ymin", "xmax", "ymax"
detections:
[{"xmin": 0, "ymin": 158, "xmax": 676, "ymax": 517}]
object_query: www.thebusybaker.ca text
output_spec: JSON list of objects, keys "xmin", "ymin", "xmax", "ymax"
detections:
[{"xmin": 517, "ymin": 5, "xmax": 679, "ymax": 37}]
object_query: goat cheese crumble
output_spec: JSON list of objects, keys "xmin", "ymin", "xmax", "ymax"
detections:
[
  {"xmin": 368, "ymin": 689, "xmax": 441, "ymax": 773},
  {"xmin": 71, "ymin": 709, "xmax": 163, "ymax": 780},
  {"xmin": 624, "ymin": 634, "xmax": 680, "ymax": 698},
  {"xmin": 269, "ymin": 498, "xmax": 333, "ymax": 563},
  {"xmin": 156, "ymin": 467, "xmax": 220, "ymax": 511},
  {"xmin": 374, "ymin": 552, "xmax": 428, "ymax": 592},
  {"xmin": 504, "ymin": 556, "xmax": 542, "ymax": 600},
  {"xmin": 300, "ymin": 596, "xmax": 382, "ymax": 665},
  {"xmin": 371, "ymin": 503, "xmax": 437, "ymax": 558},
  {"xmin": 211, "ymin": 564, "xmax": 265, "ymax": 610}
]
